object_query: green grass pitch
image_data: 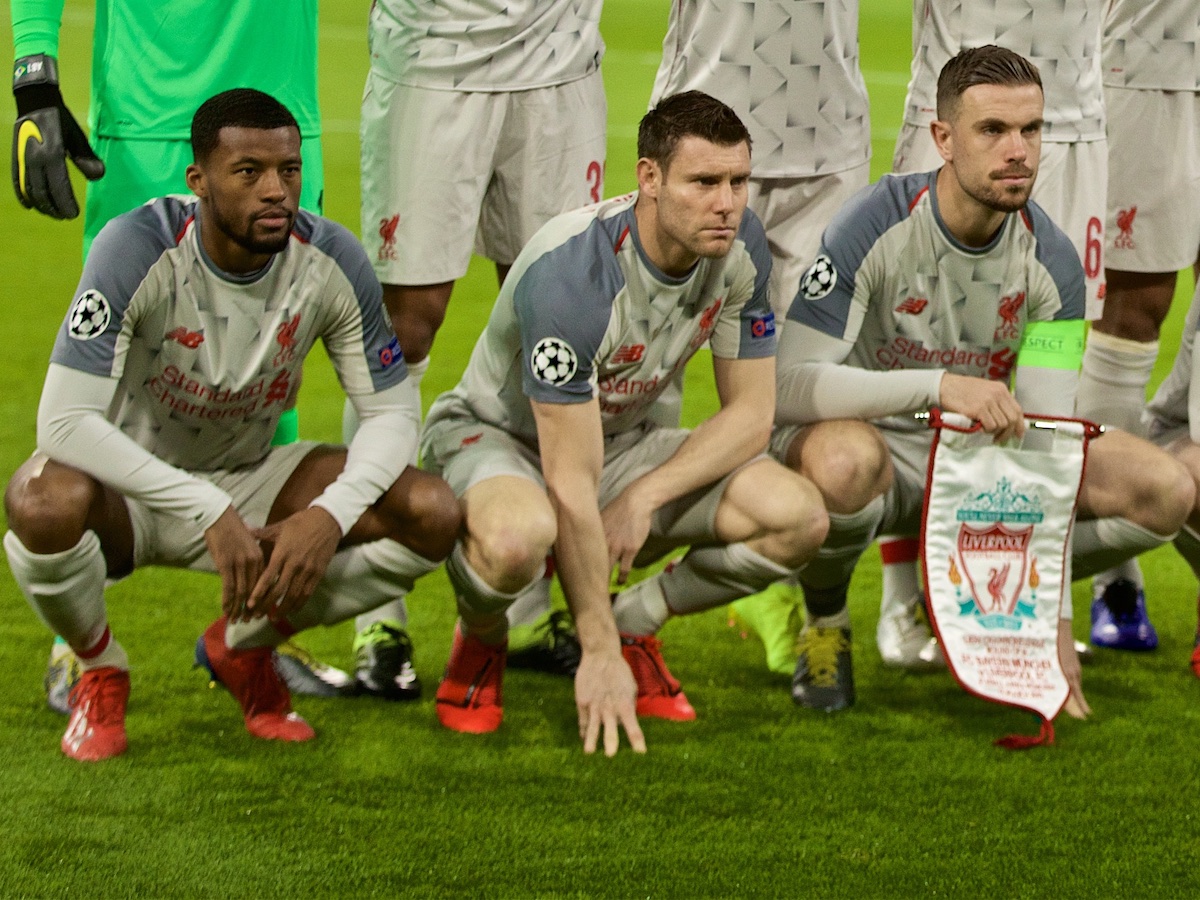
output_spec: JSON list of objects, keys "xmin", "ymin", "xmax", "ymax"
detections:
[{"xmin": 1, "ymin": 1, "xmax": 1199, "ymax": 896}]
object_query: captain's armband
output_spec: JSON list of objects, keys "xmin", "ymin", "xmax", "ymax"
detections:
[{"xmin": 1017, "ymin": 319, "xmax": 1085, "ymax": 372}]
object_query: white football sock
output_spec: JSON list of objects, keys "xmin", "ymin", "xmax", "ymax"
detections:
[
  {"xmin": 1076, "ymin": 330, "xmax": 1158, "ymax": 435},
  {"xmin": 613, "ymin": 542, "xmax": 794, "ymax": 637},
  {"xmin": 5, "ymin": 530, "xmax": 110, "ymax": 653},
  {"xmin": 1072, "ymin": 517, "xmax": 1173, "ymax": 581},
  {"xmin": 801, "ymin": 496, "xmax": 886, "ymax": 592},
  {"xmin": 506, "ymin": 563, "xmax": 553, "ymax": 629},
  {"xmin": 446, "ymin": 544, "xmax": 539, "ymax": 644}
]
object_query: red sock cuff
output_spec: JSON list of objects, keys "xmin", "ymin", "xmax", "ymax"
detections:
[
  {"xmin": 75, "ymin": 626, "xmax": 111, "ymax": 660},
  {"xmin": 879, "ymin": 537, "xmax": 920, "ymax": 565}
]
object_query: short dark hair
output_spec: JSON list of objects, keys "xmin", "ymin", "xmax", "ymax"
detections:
[
  {"xmin": 191, "ymin": 88, "xmax": 300, "ymax": 162},
  {"xmin": 936, "ymin": 45, "xmax": 1043, "ymax": 120},
  {"xmin": 637, "ymin": 91, "xmax": 751, "ymax": 172}
]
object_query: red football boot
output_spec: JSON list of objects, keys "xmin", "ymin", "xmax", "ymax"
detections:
[
  {"xmin": 436, "ymin": 625, "xmax": 505, "ymax": 734},
  {"xmin": 620, "ymin": 633, "xmax": 696, "ymax": 721},
  {"xmin": 196, "ymin": 617, "xmax": 314, "ymax": 742},
  {"xmin": 61, "ymin": 666, "xmax": 130, "ymax": 761}
]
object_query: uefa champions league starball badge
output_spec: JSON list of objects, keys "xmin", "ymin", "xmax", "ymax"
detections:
[
  {"xmin": 67, "ymin": 289, "xmax": 111, "ymax": 340},
  {"xmin": 531, "ymin": 337, "xmax": 578, "ymax": 386}
]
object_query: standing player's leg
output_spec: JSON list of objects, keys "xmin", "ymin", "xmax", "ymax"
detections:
[
  {"xmin": 1078, "ymin": 86, "xmax": 1200, "ymax": 649},
  {"xmin": 357, "ymin": 76, "xmax": 501, "ymax": 696}
]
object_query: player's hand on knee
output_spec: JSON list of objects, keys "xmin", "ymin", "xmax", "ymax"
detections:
[
  {"xmin": 575, "ymin": 649, "xmax": 646, "ymax": 757},
  {"xmin": 249, "ymin": 507, "xmax": 342, "ymax": 620},
  {"xmin": 938, "ymin": 373, "xmax": 1026, "ymax": 442},
  {"xmin": 601, "ymin": 489, "xmax": 654, "ymax": 584},
  {"xmin": 1058, "ymin": 619, "xmax": 1091, "ymax": 719},
  {"xmin": 204, "ymin": 505, "xmax": 265, "ymax": 623}
]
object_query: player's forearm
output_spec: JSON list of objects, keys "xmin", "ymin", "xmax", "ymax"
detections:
[
  {"xmin": 545, "ymin": 477, "xmax": 621, "ymax": 653},
  {"xmin": 310, "ymin": 382, "xmax": 418, "ymax": 535},
  {"xmin": 775, "ymin": 359, "xmax": 943, "ymax": 425},
  {"xmin": 38, "ymin": 363, "xmax": 232, "ymax": 530},
  {"xmin": 11, "ymin": 0, "xmax": 66, "ymax": 59},
  {"xmin": 1014, "ymin": 366, "xmax": 1079, "ymax": 419}
]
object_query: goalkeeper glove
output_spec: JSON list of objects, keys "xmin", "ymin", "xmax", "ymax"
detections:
[{"xmin": 11, "ymin": 54, "xmax": 105, "ymax": 219}]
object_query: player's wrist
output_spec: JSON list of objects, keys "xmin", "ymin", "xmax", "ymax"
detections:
[
  {"xmin": 13, "ymin": 55, "xmax": 60, "ymax": 110},
  {"xmin": 13, "ymin": 54, "xmax": 58, "ymax": 99}
]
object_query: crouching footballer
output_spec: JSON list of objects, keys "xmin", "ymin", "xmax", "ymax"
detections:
[{"xmin": 3, "ymin": 89, "xmax": 461, "ymax": 761}]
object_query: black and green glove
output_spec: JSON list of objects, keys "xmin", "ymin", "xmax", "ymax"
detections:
[{"xmin": 11, "ymin": 54, "xmax": 105, "ymax": 219}]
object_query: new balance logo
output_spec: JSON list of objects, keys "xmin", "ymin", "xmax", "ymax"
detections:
[
  {"xmin": 165, "ymin": 326, "xmax": 204, "ymax": 348},
  {"xmin": 611, "ymin": 344, "xmax": 645, "ymax": 364},
  {"xmin": 895, "ymin": 297, "xmax": 928, "ymax": 315}
]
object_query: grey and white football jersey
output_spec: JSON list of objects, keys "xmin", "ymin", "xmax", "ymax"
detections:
[
  {"xmin": 904, "ymin": 0, "xmax": 1106, "ymax": 142},
  {"xmin": 426, "ymin": 193, "xmax": 776, "ymax": 447},
  {"xmin": 51, "ymin": 197, "xmax": 405, "ymax": 473},
  {"xmin": 1103, "ymin": 0, "xmax": 1200, "ymax": 91},
  {"xmin": 368, "ymin": 0, "xmax": 604, "ymax": 91},
  {"xmin": 649, "ymin": 0, "xmax": 870, "ymax": 178},
  {"xmin": 784, "ymin": 170, "xmax": 1085, "ymax": 429}
]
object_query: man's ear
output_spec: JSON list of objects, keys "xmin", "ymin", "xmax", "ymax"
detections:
[
  {"xmin": 636, "ymin": 157, "xmax": 661, "ymax": 200},
  {"xmin": 185, "ymin": 163, "xmax": 206, "ymax": 198},
  {"xmin": 930, "ymin": 119, "xmax": 953, "ymax": 164}
]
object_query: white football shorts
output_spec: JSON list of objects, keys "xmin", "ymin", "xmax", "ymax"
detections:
[
  {"xmin": 360, "ymin": 70, "xmax": 607, "ymax": 285},
  {"xmin": 1105, "ymin": 86, "xmax": 1200, "ymax": 274}
]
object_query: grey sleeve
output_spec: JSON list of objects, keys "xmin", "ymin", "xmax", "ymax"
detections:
[
  {"xmin": 49, "ymin": 201, "xmax": 180, "ymax": 376},
  {"xmin": 514, "ymin": 231, "xmax": 619, "ymax": 405},
  {"xmin": 1027, "ymin": 203, "xmax": 1087, "ymax": 322},
  {"xmin": 304, "ymin": 213, "xmax": 408, "ymax": 394},
  {"xmin": 731, "ymin": 210, "xmax": 777, "ymax": 359}
]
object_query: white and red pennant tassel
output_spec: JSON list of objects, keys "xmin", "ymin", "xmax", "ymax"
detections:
[{"xmin": 920, "ymin": 410, "xmax": 1101, "ymax": 749}]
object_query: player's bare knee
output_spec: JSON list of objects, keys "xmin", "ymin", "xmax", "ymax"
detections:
[
  {"xmin": 4, "ymin": 461, "xmax": 96, "ymax": 552},
  {"xmin": 802, "ymin": 423, "xmax": 891, "ymax": 514},
  {"xmin": 465, "ymin": 513, "xmax": 555, "ymax": 591},
  {"xmin": 386, "ymin": 472, "xmax": 461, "ymax": 561}
]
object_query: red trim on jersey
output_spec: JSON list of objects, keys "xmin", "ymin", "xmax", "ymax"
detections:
[
  {"xmin": 908, "ymin": 186, "xmax": 929, "ymax": 213},
  {"xmin": 174, "ymin": 215, "xmax": 195, "ymax": 245},
  {"xmin": 614, "ymin": 225, "xmax": 630, "ymax": 253},
  {"xmin": 1019, "ymin": 209, "xmax": 1033, "ymax": 232},
  {"xmin": 290, "ymin": 229, "xmax": 308, "ymax": 245}
]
